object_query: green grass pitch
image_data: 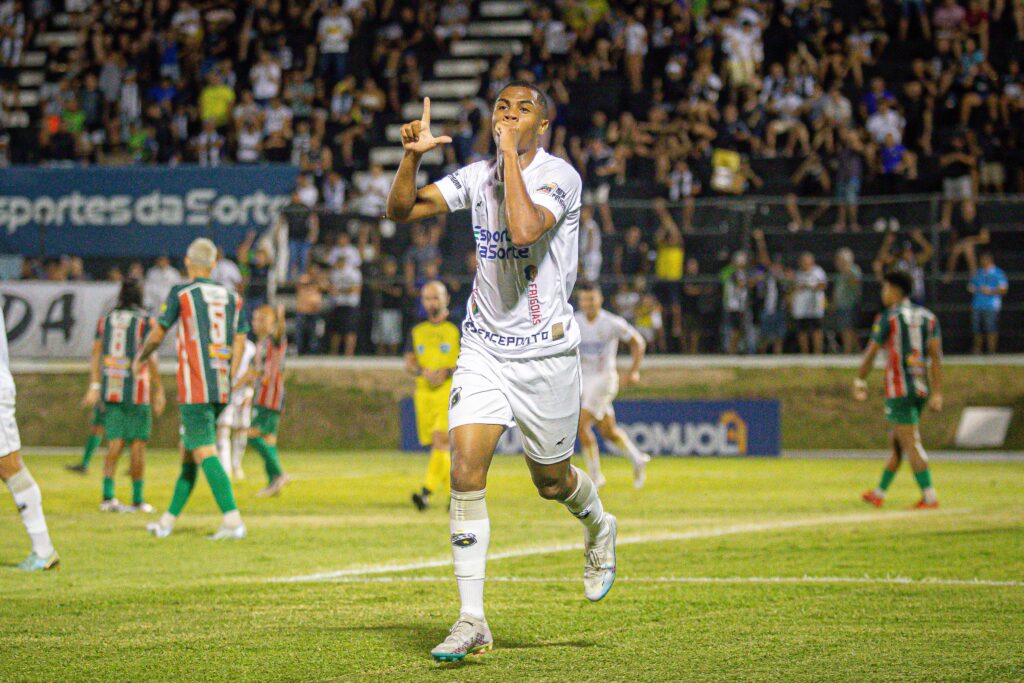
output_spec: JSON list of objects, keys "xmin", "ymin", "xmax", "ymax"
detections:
[{"xmin": 1, "ymin": 451, "xmax": 1022, "ymax": 681}]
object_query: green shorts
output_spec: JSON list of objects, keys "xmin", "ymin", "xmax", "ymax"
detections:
[
  {"xmin": 179, "ymin": 403, "xmax": 226, "ymax": 451},
  {"xmin": 105, "ymin": 403, "xmax": 152, "ymax": 442},
  {"xmin": 885, "ymin": 396, "xmax": 928, "ymax": 425},
  {"xmin": 251, "ymin": 406, "xmax": 281, "ymax": 436},
  {"xmin": 91, "ymin": 403, "xmax": 107, "ymax": 428}
]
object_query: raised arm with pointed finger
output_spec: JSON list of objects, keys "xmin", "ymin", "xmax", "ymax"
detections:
[{"xmin": 386, "ymin": 97, "xmax": 453, "ymax": 223}]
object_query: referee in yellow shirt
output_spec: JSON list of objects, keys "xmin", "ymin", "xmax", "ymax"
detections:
[{"xmin": 405, "ymin": 281, "xmax": 460, "ymax": 511}]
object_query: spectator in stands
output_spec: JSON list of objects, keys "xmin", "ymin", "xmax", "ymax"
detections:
[
  {"xmin": 721, "ymin": 251, "xmax": 751, "ymax": 355},
  {"xmin": 680, "ymin": 258, "xmax": 713, "ymax": 354},
  {"xmin": 785, "ymin": 153, "xmax": 831, "ymax": 232},
  {"xmin": 235, "ymin": 117, "xmax": 264, "ymax": 164},
  {"xmin": 634, "ymin": 284, "xmax": 665, "ymax": 355},
  {"xmin": 613, "ymin": 225, "xmax": 648, "ymax": 281},
  {"xmin": 939, "ymin": 134, "xmax": 978, "ymax": 229},
  {"xmin": 752, "ymin": 230, "xmax": 786, "ymax": 355},
  {"xmin": 875, "ymin": 230, "xmax": 933, "ymax": 305},
  {"xmin": 370, "ymin": 256, "xmax": 404, "ymax": 356},
  {"xmin": 317, "ymin": 4, "xmax": 354, "ymax": 86},
  {"xmin": 295, "ymin": 174, "xmax": 319, "ymax": 208},
  {"xmin": 945, "ymin": 200, "xmax": 990, "ymax": 281},
  {"xmin": 355, "ymin": 164, "xmax": 390, "ymax": 220},
  {"xmin": 791, "ymin": 252, "xmax": 827, "ymax": 355},
  {"xmin": 968, "ymin": 250, "xmax": 1009, "ymax": 354},
  {"xmin": 833, "ymin": 130, "xmax": 865, "ymax": 232},
  {"xmin": 578, "ymin": 205, "xmax": 602, "ymax": 285},
  {"xmin": 295, "ymin": 261, "xmax": 328, "ymax": 356},
  {"xmin": 666, "ymin": 159, "xmax": 700, "ymax": 231},
  {"xmin": 279, "ymin": 190, "xmax": 319, "ymax": 282},
  {"xmin": 198, "ymin": 72, "xmax": 235, "ymax": 129},
  {"xmin": 653, "ymin": 201, "xmax": 684, "ymax": 349},
  {"xmin": 832, "ymin": 248, "xmax": 863, "ymax": 355},
  {"xmin": 403, "ymin": 225, "xmax": 441, "ymax": 296},
  {"xmin": 194, "ymin": 119, "xmax": 225, "ymax": 167},
  {"xmin": 143, "ymin": 255, "xmax": 181, "ymax": 316},
  {"xmin": 322, "ymin": 170, "xmax": 346, "ymax": 215},
  {"xmin": 211, "ymin": 247, "xmax": 242, "ymax": 295}
]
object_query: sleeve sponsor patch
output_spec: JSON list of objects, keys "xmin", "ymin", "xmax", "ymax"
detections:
[
  {"xmin": 535, "ymin": 182, "xmax": 568, "ymax": 209},
  {"xmin": 446, "ymin": 173, "xmax": 462, "ymax": 190}
]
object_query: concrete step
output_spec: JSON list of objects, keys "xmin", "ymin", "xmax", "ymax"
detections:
[
  {"xmin": 21, "ymin": 51, "xmax": 46, "ymax": 68},
  {"xmin": 370, "ymin": 145, "xmax": 443, "ymax": 167},
  {"xmin": 479, "ymin": 0, "xmax": 527, "ymax": 18},
  {"xmin": 450, "ymin": 39, "xmax": 522, "ymax": 57},
  {"xmin": 421, "ymin": 79, "xmax": 480, "ymax": 99},
  {"xmin": 385, "ymin": 124, "xmax": 404, "ymax": 142},
  {"xmin": 467, "ymin": 20, "xmax": 533, "ymax": 38},
  {"xmin": 2, "ymin": 110, "xmax": 32, "ymax": 128},
  {"xmin": 35, "ymin": 31, "xmax": 80, "ymax": 48},
  {"xmin": 17, "ymin": 70, "xmax": 45, "ymax": 87},
  {"xmin": 16, "ymin": 90, "xmax": 39, "ymax": 107},
  {"xmin": 434, "ymin": 58, "xmax": 489, "ymax": 78},
  {"xmin": 401, "ymin": 99, "xmax": 460, "ymax": 122}
]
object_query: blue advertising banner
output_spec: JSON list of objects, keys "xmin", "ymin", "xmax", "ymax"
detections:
[
  {"xmin": 400, "ymin": 399, "xmax": 781, "ymax": 456},
  {"xmin": 0, "ymin": 165, "xmax": 298, "ymax": 257}
]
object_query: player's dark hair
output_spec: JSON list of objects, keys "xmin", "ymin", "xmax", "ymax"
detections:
[
  {"xmin": 577, "ymin": 281, "xmax": 601, "ymax": 293},
  {"xmin": 117, "ymin": 279, "xmax": 144, "ymax": 310},
  {"xmin": 883, "ymin": 270, "xmax": 914, "ymax": 298},
  {"xmin": 496, "ymin": 80, "xmax": 550, "ymax": 118}
]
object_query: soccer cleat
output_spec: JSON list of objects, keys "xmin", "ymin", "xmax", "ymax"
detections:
[
  {"xmin": 584, "ymin": 513, "xmax": 617, "ymax": 602},
  {"xmin": 65, "ymin": 463, "xmax": 88, "ymax": 475},
  {"xmin": 146, "ymin": 522, "xmax": 172, "ymax": 538},
  {"xmin": 16, "ymin": 550, "xmax": 60, "ymax": 571},
  {"xmin": 633, "ymin": 453, "xmax": 651, "ymax": 490},
  {"xmin": 412, "ymin": 491, "xmax": 429, "ymax": 511},
  {"xmin": 126, "ymin": 502, "xmax": 155, "ymax": 513},
  {"xmin": 208, "ymin": 524, "xmax": 247, "ymax": 540},
  {"xmin": 99, "ymin": 498, "xmax": 126, "ymax": 512},
  {"xmin": 862, "ymin": 490, "xmax": 885, "ymax": 508},
  {"xmin": 913, "ymin": 499, "xmax": 940, "ymax": 510},
  {"xmin": 233, "ymin": 467, "xmax": 245, "ymax": 481},
  {"xmin": 256, "ymin": 473, "xmax": 291, "ymax": 498},
  {"xmin": 430, "ymin": 614, "xmax": 493, "ymax": 662}
]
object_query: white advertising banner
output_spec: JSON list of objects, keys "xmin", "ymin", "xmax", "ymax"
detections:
[{"xmin": 0, "ymin": 281, "xmax": 120, "ymax": 359}]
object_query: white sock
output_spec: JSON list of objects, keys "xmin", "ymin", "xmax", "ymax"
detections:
[
  {"xmin": 231, "ymin": 430, "xmax": 248, "ymax": 470},
  {"xmin": 7, "ymin": 468, "xmax": 55, "ymax": 557},
  {"xmin": 450, "ymin": 489, "xmax": 488, "ymax": 621},
  {"xmin": 612, "ymin": 429, "xmax": 646, "ymax": 467},
  {"xmin": 216, "ymin": 426, "xmax": 232, "ymax": 474},
  {"xmin": 923, "ymin": 487, "xmax": 938, "ymax": 504},
  {"xmin": 583, "ymin": 441, "xmax": 602, "ymax": 480},
  {"xmin": 562, "ymin": 466, "xmax": 605, "ymax": 535},
  {"xmin": 223, "ymin": 509, "xmax": 243, "ymax": 528}
]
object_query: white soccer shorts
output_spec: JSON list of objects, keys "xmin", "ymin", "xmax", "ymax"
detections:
[
  {"xmin": 448, "ymin": 337, "xmax": 581, "ymax": 465},
  {"xmin": 217, "ymin": 388, "xmax": 254, "ymax": 430},
  {"xmin": 581, "ymin": 372, "xmax": 619, "ymax": 422},
  {"xmin": 0, "ymin": 390, "xmax": 22, "ymax": 457}
]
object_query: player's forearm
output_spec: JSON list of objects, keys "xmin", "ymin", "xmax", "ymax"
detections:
[
  {"xmin": 230, "ymin": 333, "xmax": 247, "ymax": 379},
  {"xmin": 929, "ymin": 361, "xmax": 943, "ymax": 396},
  {"xmin": 502, "ymin": 150, "xmax": 546, "ymax": 247},
  {"xmin": 89, "ymin": 348, "xmax": 102, "ymax": 386},
  {"xmin": 629, "ymin": 337, "xmax": 646, "ymax": 373},
  {"xmin": 386, "ymin": 151, "xmax": 423, "ymax": 221},
  {"xmin": 148, "ymin": 357, "xmax": 163, "ymax": 392},
  {"xmin": 857, "ymin": 346, "xmax": 878, "ymax": 381},
  {"xmin": 136, "ymin": 327, "xmax": 165, "ymax": 364}
]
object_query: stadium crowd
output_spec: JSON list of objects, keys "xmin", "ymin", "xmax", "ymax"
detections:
[{"xmin": 2, "ymin": 0, "xmax": 1020, "ymax": 354}]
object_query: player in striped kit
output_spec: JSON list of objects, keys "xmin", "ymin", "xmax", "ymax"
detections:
[
  {"xmin": 217, "ymin": 335, "xmax": 256, "ymax": 480},
  {"xmin": 855, "ymin": 271, "xmax": 944, "ymax": 509},
  {"xmin": 574, "ymin": 282, "xmax": 650, "ymax": 489},
  {"xmin": 82, "ymin": 280, "xmax": 166, "ymax": 512},
  {"xmin": 241, "ymin": 304, "xmax": 290, "ymax": 497},
  {"xmin": 134, "ymin": 238, "xmax": 250, "ymax": 540}
]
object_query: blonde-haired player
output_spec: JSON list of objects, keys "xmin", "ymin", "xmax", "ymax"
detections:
[
  {"xmin": 406, "ymin": 281, "xmax": 460, "ymax": 511},
  {"xmin": 575, "ymin": 282, "xmax": 650, "ymax": 489}
]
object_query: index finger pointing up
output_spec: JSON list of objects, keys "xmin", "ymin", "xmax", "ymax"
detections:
[{"xmin": 421, "ymin": 97, "xmax": 431, "ymax": 127}]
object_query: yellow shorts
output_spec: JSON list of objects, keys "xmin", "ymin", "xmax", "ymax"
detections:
[{"xmin": 414, "ymin": 387, "xmax": 450, "ymax": 446}]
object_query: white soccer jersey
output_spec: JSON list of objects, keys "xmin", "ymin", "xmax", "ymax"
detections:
[
  {"xmin": 436, "ymin": 148, "xmax": 583, "ymax": 359},
  {"xmin": 0, "ymin": 306, "xmax": 15, "ymax": 393},
  {"xmin": 232, "ymin": 338, "xmax": 257, "ymax": 404},
  {"xmin": 575, "ymin": 309, "xmax": 637, "ymax": 380}
]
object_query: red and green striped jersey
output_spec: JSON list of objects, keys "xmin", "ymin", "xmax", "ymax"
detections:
[
  {"xmin": 158, "ymin": 278, "xmax": 248, "ymax": 405},
  {"xmin": 255, "ymin": 334, "xmax": 287, "ymax": 412},
  {"xmin": 870, "ymin": 301, "xmax": 941, "ymax": 400},
  {"xmin": 96, "ymin": 309, "xmax": 153, "ymax": 405}
]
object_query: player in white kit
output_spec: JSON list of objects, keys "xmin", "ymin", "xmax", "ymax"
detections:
[
  {"xmin": 387, "ymin": 85, "xmax": 617, "ymax": 662},
  {"xmin": 575, "ymin": 282, "xmax": 650, "ymax": 489},
  {"xmin": 217, "ymin": 337, "xmax": 256, "ymax": 479},
  {"xmin": 0, "ymin": 307, "xmax": 59, "ymax": 570}
]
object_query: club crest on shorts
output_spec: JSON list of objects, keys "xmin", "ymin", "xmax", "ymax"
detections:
[
  {"xmin": 450, "ymin": 387, "xmax": 462, "ymax": 408},
  {"xmin": 451, "ymin": 532, "xmax": 477, "ymax": 547}
]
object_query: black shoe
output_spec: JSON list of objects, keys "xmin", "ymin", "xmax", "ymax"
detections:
[
  {"xmin": 66, "ymin": 464, "xmax": 88, "ymax": 474},
  {"xmin": 412, "ymin": 491, "xmax": 429, "ymax": 511}
]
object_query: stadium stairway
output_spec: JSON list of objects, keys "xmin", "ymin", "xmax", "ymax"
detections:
[{"xmin": 364, "ymin": 0, "xmax": 529, "ymax": 187}]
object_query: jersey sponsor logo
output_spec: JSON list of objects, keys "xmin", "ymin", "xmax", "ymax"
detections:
[
  {"xmin": 536, "ymin": 182, "xmax": 568, "ymax": 209},
  {"xmin": 622, "ymin": 411, "xmax": 749, "ymax": 456},
  {"xmin": 447, "ymin": 173, "xmax": 463, "ymax": 190},
  {"xmin": 451, "ymin": 532, "xmax": 477, "ymax": 547},
  {"xmin": 463, "ymin": 318, "xmax": 553, "ymax": 348},
  {"xmin": 450, "ymin": 387, "xmax": 462, "ymax": 408},
  {"xmin": 573, "ymin": 505, "xmax": 591, "ymax": 519},
  {"xmin": 473, "ymin": 226, "xmax": 530, "ymax": 261},
  {"xmin": 525, "ymin": 265, "xmax": 542, "ymax": 325}
]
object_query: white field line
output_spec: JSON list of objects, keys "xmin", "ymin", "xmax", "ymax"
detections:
[
  {"xmin": 269, "ymin": 509, "xmax": 971, "ymax": 584},
  {"xmin": 302, "ymin": 575, "xmax": 1024, "ymax": 588}
]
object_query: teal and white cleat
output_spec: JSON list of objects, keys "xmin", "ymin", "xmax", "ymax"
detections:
[
  {"xmin": 584, "ymin": 513, "xmax": 617, "ymax": 601},
  {"xmin": 146, "ymin": 521, "xmax": 172, "ymax": 538},
  {"xmin": 633, "ymin": 453, "xmax": 651, "ymax": 490},
  {"xmin": 208, "ymin": 524, "xmax": 247, "ymax": 541},
  {"xmin": 99, "ymin": 498, "xmax": 126, "ymax": 512},
  {"xmin": 431, "ymin": 614, "xmax": 493, "ymax": 662},
  {"xmin": 16, "ymin": 550, "xmax": 60, "ymax": 571},
  {"xmin": 126, "ymin": 502, "xmax": 155, "ymax": 513}
]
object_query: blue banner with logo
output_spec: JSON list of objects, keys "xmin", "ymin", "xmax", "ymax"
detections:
[
  {"xmin": 0, "ymin": 165, "xmax": 297, "ymax": 257},
  {"xmin": 400, "ymin": 399, "xmax": 781, "ymax": 456}
]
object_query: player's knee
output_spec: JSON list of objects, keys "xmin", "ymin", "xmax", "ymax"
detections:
[
  {"xmin": 450, "ymin": 458, "xmax": 485, "ymax": 491},
  {"xmin": 533, "ymin": 474, "xmax": 571, "ymax": 501},
  {"xmin": 597, "ymin": 423, "xmax": 617, "ymax": 440}
]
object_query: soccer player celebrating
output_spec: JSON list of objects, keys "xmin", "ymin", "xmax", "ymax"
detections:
[
  {"xmin": 134, "ymin": 238, "xmax": 249, "ymax": 540},
  {"xmin": 574, "ymin": 282, "xmax": 650, "ymax": 489},
  {"xmin": 406, "ymin": 281, "xmax": 460, "ymax": 511},
  {"xmin": 0, "ymin": 306, "xmax": 59, "ymax": 570},
  {"xmin": 243, "ymin": 304, "xmax": 291, "ymax": 497},
  {"xmin": 82, "ymin": 280, "xmax": 166, "ymax": 512},
  {"xmin": 854, "ymin": 270, "xmax": 943, "ymax": 509},
  {"xmin": 387, "ymin": 88, "xmax": 617, "ymax": 661},
  {"xmin": 216, "ymin": 334, "xmax": 256, "ymax": 480}
]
